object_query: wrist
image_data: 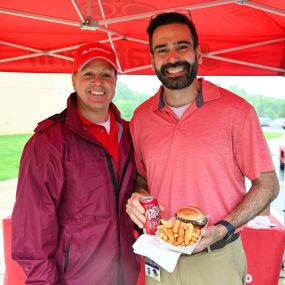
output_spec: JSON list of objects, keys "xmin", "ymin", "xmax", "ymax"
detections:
[
  {"xmin": 215, "ymin": 220, "xmax": 235, "ymax": 241},
  {"xmin": 215, "ymin": 223, "xmax": 228, "ymax": 239}
]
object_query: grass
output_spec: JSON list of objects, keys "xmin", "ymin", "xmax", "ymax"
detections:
[
  {"xmin": 0, "ymin": 131, "xmax": 283, "ymax": 181},
  {"xmin": 0, "ymin": 134, "xmax": 31, "ymax": 181},
  {"xmin": 264, "ymin": 131, "xmax": 283, "ymax": 140}
]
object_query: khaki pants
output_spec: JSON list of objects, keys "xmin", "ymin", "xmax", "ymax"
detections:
[{"xmin": 146, "ymin": 237, "xmax": 246, "ymax": 285}]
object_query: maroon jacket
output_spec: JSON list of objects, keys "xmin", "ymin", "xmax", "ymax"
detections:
[{"xmin": 12, "ymin": 93, "xmax": 140, "ymax": 285}]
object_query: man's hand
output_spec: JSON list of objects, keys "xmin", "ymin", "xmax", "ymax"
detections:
[
  {"xmin": 126, "ymin": 191, "xmax": 148, "ymax": 228},
  {"xmin": 193, "ymin": 224, "xmax": 227, "ymax": 253},
  {"xmin": 127, "ymin": 173, "xmax": 165, "ymax": 228}
]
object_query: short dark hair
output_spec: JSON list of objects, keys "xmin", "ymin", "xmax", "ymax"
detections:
[{"xmin": 146, "ymin": 12, "xmax": 199, "ymax": 54}]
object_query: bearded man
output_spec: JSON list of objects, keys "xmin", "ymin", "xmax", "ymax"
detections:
[{"xmin": 126, "ymin": 12, "xmax": 279, "ymax": 285}]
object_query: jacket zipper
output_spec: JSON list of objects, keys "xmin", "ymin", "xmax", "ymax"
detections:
[
  {"xmin": 64, "ymin": 239, "xmax": 71, "ymax": 274},
  {"xmin": 105, "ymin": 153, "xmax": 120, "ymax": 215},
  {"xmin": 105, "ymin": 151, "xmax": 130, "ymax": 285},
  {"xmin": 105, "ymin": 150, "xmax": 131, "ymax": 215}
]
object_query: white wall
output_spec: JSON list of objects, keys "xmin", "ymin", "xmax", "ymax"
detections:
[{"xmin": 0, "ymin": 73, "xmax": 72, "ymax": 134}]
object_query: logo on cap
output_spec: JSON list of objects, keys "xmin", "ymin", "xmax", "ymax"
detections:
[
  {"xmin": 82, "ymin": 47, "xmax": 111, "ymax": 56},
  {"xmin": 73, "ymin": 42, "xmax": 118, "ymax": 72}
]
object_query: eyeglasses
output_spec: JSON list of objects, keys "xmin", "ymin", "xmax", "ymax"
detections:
[{"xmin": 150, "ymin": 10, "xmax": 193, "ymax": 21}]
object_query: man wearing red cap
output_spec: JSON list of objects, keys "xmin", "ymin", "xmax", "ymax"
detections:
[{"xmin": 12, "ymin": 42, "xmax": 140, "ymax": 285}]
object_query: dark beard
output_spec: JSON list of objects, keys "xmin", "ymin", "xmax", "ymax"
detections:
[{"xmin": 155, "ymin": 60, "xmax": 198, "ymax": 90}]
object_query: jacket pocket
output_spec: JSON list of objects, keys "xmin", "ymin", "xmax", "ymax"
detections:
[{"xmin": 64, "ymin": 239, "xmax": 72, "ymax": 274}]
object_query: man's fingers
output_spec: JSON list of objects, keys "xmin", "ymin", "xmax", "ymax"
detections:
[
  {"xmin": 126, "ymin": 192, "xmax": 147, "ymax": 228},
  {"xmin": 128, "ymin": 210, "xmax": 145, "ymax": 229},
  {"xmin": 193, "ymin": 226, "xmax": 220, "ymax": 253},
  {"xmin": 193, "ymin": 237, "xmax": 208, "ymax": 253},
  {"xmin": 158, "ymin": 202, "xmax": 165, "ymax": 212},
  {"xmin": 126, "ymin": 203, "xmax": 146, "ymax": 228}
]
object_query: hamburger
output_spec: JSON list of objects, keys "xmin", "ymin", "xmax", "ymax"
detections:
[
  {"xmin": 175, "ymin": 206, "xmax": 207, "ymax": 226},
  {"xmin": 157, "ymin": 206, "xmax": 207, "ymax": 247}
]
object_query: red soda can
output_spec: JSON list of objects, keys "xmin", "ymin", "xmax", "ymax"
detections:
[{"xmin": 140, "ymin": 196, "xmax": 160, "ymax": 235}]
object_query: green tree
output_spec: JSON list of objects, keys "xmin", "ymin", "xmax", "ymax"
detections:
[
  {"xmin": 227, "ymin": 85, "xmax": 285, "ymax": 119},
  {"xmin": 114, "ymin": 81, "xmax": 285, "ymax": 121},
  {"xmin": 279, "ymin": 101, "xmax": 285, "ymax": 117},
  {"xmin": 114, "ymin": 82, "xmax": 153, "ymax": 120}
]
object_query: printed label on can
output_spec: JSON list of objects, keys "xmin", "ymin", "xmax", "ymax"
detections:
[{"xmin": 140, "ymin": 196, "xmax": 160, "ymax": 235}]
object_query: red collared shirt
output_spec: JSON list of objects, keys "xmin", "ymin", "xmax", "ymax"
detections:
[
  {"xmin": 77, "ymin": 110, "xmax": 119, "ymax": 176},
  {"xmin": 130, "ymin": 78, "xmax": 274, "ymax": 223}
]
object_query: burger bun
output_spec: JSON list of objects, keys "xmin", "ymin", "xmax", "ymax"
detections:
[{"xmin": 176, "ymin": 206, "xmax": 207, "ymax": 226}]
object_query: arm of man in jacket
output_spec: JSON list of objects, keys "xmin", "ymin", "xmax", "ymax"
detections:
[{"xmin": 12, "ymin": 136, "xmax": 63, "ymax": 284}]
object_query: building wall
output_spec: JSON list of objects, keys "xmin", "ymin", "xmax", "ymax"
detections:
[{"xmin": 0, "ymin": 73, "xmax": 71, "ymax": 134}]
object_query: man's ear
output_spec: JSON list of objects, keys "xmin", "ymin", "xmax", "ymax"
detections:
[
  {"xmin": 150, "ymin": 53, "xmax": 155, "ymax": 71},
  {"xmin": 72, "ymin": 73, "xmax": 76, "ymax": 91},
  {"xmin": 196, "ymin": 46, "xmax": 203, "ymax": 64}
]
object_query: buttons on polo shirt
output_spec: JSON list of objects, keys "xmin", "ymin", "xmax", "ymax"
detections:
[{"xmin": 172, "ymin": 123, "xmax": 186, "ymax": 140}]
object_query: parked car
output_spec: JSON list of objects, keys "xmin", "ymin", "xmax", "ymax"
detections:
[
  {"xmin": 270, "ymin": 118, "xmax": 285, "ymax": 128},
  {"xmin": 258, "ymin": 117, "xmax": 272, "ymax": 127},
  {"xmin": 279, "ymin": 136, "xmax": 285, "ymax": 170}
]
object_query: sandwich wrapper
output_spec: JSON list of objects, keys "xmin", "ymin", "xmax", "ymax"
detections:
[
  {"xmin": 132, "ymin": 218, "xmax": 206, "ymax": 272},
  {"xmin": 132, "ymin": 234, "xmax": 181, "ymax": 272}
]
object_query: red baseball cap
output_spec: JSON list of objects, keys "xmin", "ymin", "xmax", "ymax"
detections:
[{"xmin": 73, "ymin": 42, "xmax": 118, "ymax": 72}]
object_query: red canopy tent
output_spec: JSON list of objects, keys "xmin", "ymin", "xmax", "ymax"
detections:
[
  {"xmin": 1, "ymin": 1, "xmax": 285, "ymax": 284},
  {"xmin": 0, "ymin": 0, "xmax": 284, "ymax": 76}
]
